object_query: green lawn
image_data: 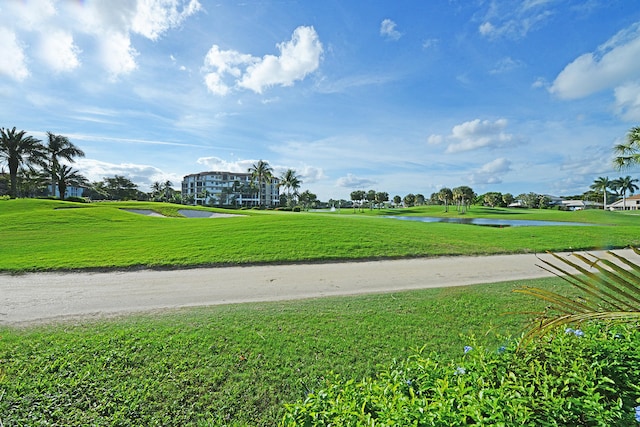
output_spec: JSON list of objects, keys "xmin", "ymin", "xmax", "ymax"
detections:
[
  {"xmin": 0, "ymin": 198, "xmax": 638, "ymax": 272},
  {"xmin": 1, "ymin": 277, "xmax": 567, "ymax": 426},
  {"xmin": 1, "ymin": 198, "xmax": 638, "ymax": 425}
]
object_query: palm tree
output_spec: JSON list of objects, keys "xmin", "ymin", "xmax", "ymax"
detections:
[
  {"xmin": 515, "ymin": 248, "xmax": 640, "ymax": 343},
  {"xmin": 438, "ymin": 187, "xmax": 453, "ymax": 212},
  {"xmin": 0, "ymin": 127, "xmax": 47, "ymax": 198},
  {"xmin": 248, "ymin": 160, "xmax": 273, "ymax": 207},
  {"xmin": 163, "ymin": 180, "xmax": 174, "ymax": 202},
  {"xmin": 151, "ymin": 181, "xmax": 163, "ymax": 200},
  {"xmin": 18, "ymin": 166, "xmax": 48, "ymax": 198},
  {"xmin": 590, "ymin": 176, "xmax": 612, "ymax": 210},
  {"xmin": 612, "ymin": 176, "xmax": 639, "ymax": 210},
  {"xmin": 55, "ymin": 165, "xmax": 88, "ymax": 200},
  {"xmin": 278, "ymin": 169, "xmax": 302, "ymax": 207},
  {"xmin": 45, "ymin": 132, "xmax": 84, "ymax": 198},
  {"xmin": 613, "ymin": 126, "xmax": 640, "ymax": 170}
]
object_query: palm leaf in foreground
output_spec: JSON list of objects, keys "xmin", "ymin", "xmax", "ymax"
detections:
[{"xmin": 515, "ymin": 247, "xmax": 640, "ymax": 341}]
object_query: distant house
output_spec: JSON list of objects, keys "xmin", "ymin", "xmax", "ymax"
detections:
[
  {"xmin": 608, "ymin": 194, "xmax": 640, "ymax": 211},
  {"xmin": 561, "ymin": 200, "xmax": 602, "ymax": 211},
  {"xmin": 48, "ymin": 184, "xmax": 84, "ymax": 199}
]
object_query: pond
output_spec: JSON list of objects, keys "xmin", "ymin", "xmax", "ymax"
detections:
[{"xmin": 383, "ymin": 216, "xmax": 596, "ymax": 227}]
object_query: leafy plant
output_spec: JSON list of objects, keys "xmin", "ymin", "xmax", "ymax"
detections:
[
  {"xmin": 515, "ymin": 247, "xmax": 640, "ymax": 341},
  {"xmin": 281, "ymin": 323, "xmax": 640, "ymax": 426}
]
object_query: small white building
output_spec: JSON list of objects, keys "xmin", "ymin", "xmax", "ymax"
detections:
[
  {"xmin": 608, "ymin": 194, "xmax": 640, "ymax": 211},
  {"xmin": 182, "ymin": 171, "xmax": 280, "ymax": 207}
]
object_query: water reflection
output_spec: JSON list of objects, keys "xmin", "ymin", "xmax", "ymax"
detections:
[{"xmin": 384, "ymin": 216, "xmax": 595, "ymax": 227}]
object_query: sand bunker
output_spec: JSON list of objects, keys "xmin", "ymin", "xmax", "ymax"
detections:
[
  {"xmin": 122, "ymin": 209, "xmax": 166, "ymax": 217},
  {"xmin": 178, "ymin": 209, "xmax": 243, "ymax": 218}
]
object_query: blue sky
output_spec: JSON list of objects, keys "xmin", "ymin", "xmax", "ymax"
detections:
[{"xmin": 1, "ymin": 0, "xmax": 640, "ymax": 201}]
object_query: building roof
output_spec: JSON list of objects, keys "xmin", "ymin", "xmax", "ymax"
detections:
[{"xmin": 608, "ymin": 194, "xmax": 640, "ymax": 207}]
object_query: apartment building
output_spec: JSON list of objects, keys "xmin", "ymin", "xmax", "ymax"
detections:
[{"xmin": 182, "ymin": 171, "xmax": 280, "ymax": 207}]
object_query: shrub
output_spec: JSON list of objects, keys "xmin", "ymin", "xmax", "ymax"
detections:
[
  {"xmin": 0, "ymin": 195, "xmax": 10, "ymax": 201},
  {"xmin": 293, "ymin": 206, "xmax": 301, "ymax": 212},
  {"xmin": 64, "ymin": 196, "xmax": 88, "ymax": 203},
  {"xmin": 281, "ymin": 323, "xmax": 640, "ymax": 426}
]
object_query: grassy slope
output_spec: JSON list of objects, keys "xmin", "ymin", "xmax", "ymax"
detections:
[
  {"xmin": 1, "ymin": 199, "xmax": 638, "ymax": 271},
  {"xmin": 0, "ymin": 278, "xmax": 567, "ymax": 426}
]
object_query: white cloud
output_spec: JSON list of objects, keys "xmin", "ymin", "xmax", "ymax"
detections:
[
  {"xmin": 469, "ymin": 158, "xmax": 512, "ymax": 185},
  {"xmin": 2, "ymin": 0, "xmax": 202, "ymax": 80},
  {"xmin": 478, "ymin": 1, "xmax": 553, "ymax": 40},
  {"xmin": 422, "ymin": 38, "xmax": 439, "ymax": 49},
  {"xmin": 196, "ymin": 157, "xmax": 257, "ymax": 173},
  {"xmin": 100, "ymin": 32, "xmax": 139, "ymax": 79},
  {"xmin": 0, "ymin": 27, "xmax": 29, "ymax": 81},
  {"xmin": 38, "ymin": 29, "xmax": 81, "ymax": 73},
  {"xmin": 238, "ymin": 26, "xmax": 323, "ymax": 94},
  {"xmin": 427, "ymin": 134, "xmax": 444, "ymax": 145},
  {"xmin": 203, "ymin": 45, "xmax": 256, "ymax": 95},
  {"xmin": 298, "ymin": 165, "xmax": 326, "ymax": 183},
  {"xmin": 380, "ymin": 19, "xmax": 402, "ymax": 41},
  {"xmin": 132, "ymin": 0, "xmax": 202, "ymax": 41},
  {"xmin": 203, "ymin": 26, "xmax": 323, "ymax": 96},
  {"xmin": 614, "ymin": 81, "xmax": 640, "ymax": 121},
  {"xmin": 336, "ymin": 173, "xmax": 377, "ymax": 189},
  {"xmin": 479, "ymin": 22, "xmax": 496, "ymax": 37},
  {"xmin": 489, "ymin": 57, "xmax": 524, "ymax": 74},
  {"xmin": 439, "ymin": 118, "xmax": 520, "ymax": 153},
  {"xmin": 550, "ymin": 22, "xmax": 640, "ymax": 100},
  {"xmin": 75, "ymin": 158, "xmax": 180, "ymax": 191},
  {"xmin": 5, "ymin": 0, "xmax": 56, "ymax": 30}
]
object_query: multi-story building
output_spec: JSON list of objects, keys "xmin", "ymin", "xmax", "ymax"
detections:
[{"xmin": 181, "ymin": 171, "xmax": 280, "ymax": 207}]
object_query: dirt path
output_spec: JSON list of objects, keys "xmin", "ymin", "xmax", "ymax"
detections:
[{"xmin": 1, "ymin": 250, "xmax": 635, "ymax": 326}]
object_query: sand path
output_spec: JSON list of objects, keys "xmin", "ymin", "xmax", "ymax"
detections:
[{"xmin": 1, "ymin": 250, "xmax": 635, "ymax": 326}]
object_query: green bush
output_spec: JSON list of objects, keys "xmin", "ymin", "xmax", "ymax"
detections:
[
  {"xmin": 0, "ymin": 195, "xmax": 10, "ymax": 201},
  {"xmin": 281, "ymin": 323, "xmax": 640, "ymax": 426},
  {"xmin": 293, "ymin": 206, "xmax": 301, "ymax": 212},
  {"xmin": 64, "ymin": 196, "xmax": 88, "ymax": 203}
]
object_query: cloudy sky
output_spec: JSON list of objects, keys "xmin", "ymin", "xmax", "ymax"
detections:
[{"xmin": 2, "ymin": 0, "xmax": 640, "ymax": 200}]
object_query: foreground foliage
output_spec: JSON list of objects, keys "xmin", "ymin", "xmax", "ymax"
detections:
[
  {"xmin": 281, "ymin": 323, "xmax": 640, "ymax": 426},
  {"xmin": 517, "ymin": 247, "xmax": 640, "ymax": 341}
]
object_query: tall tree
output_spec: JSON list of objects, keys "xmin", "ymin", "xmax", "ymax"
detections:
[
  {"xmin": 590, "ymin": 176, "xmax": 612, "ymax": 210},
  {"xmin": 613, "ymin": 126, "xmax": 640, "ymax": 170},
  {"xmin": 612, "ymin": 176, "xmax": 639, "ymax": 210},
  {"xmin": 375, "ymin": 191, "xmax": 389, "ymax": 209},
  {"xmin": 366, "ymin": 189, "xmax": 377, "ymax": 209},
  {"xmin": 45, "ymin": 132, "xmax": 84, "ymax": 198},
  {"xmin": 163, "ymin": 180, "xmax": 174, "ymax": 202},
  {"xmin": 248, "ymin": 160, "xmax": 273, "ymax": 207},
  {"xmin": 278, "ymin": 169, "xmax": 302, "ymax": 207},
  {"xmin": 350, "ymin": 190, "xmax": 365, "ymax": 212},
  {"xmin": 0, "ymin": 127, "xmax": 47, "ymax": 198},
  {"xmin": 298, "ymin": 190, "xmax": 317, "ymax": 211},
  {"xmin": 18, "ymin": 166, "xmax": 48, "ymax": 198},
  {"xmin": 151, "ymin": 181, "xmax": 163, "ymax": 201},
  {"xmin": 103, "ymin": 175, "xmax": 138, "ymax": 200},
  {"xmin": 438, "ymin": 187, "xmax": 453, "ymax": 212},
  {"xmin": 55, "ymin": 165, "xmax": 88, "ymax": 200},
  {"xmin": 403, "ymin": 193, "xmax": 415, "ymax": 207}
]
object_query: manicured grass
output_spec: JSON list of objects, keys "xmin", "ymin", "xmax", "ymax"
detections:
[
  {"xmin": 0, "ymin": 277, "xmax": 567, "ymax": 426},
  {"xmin": 0, "ymin": 199, "xmax": 638, "ymax": 272}
]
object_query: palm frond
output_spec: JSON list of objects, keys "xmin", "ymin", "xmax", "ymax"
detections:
[{"xmin": 514, "ymin": 248, "xmax": 640, "ymax": 344}]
